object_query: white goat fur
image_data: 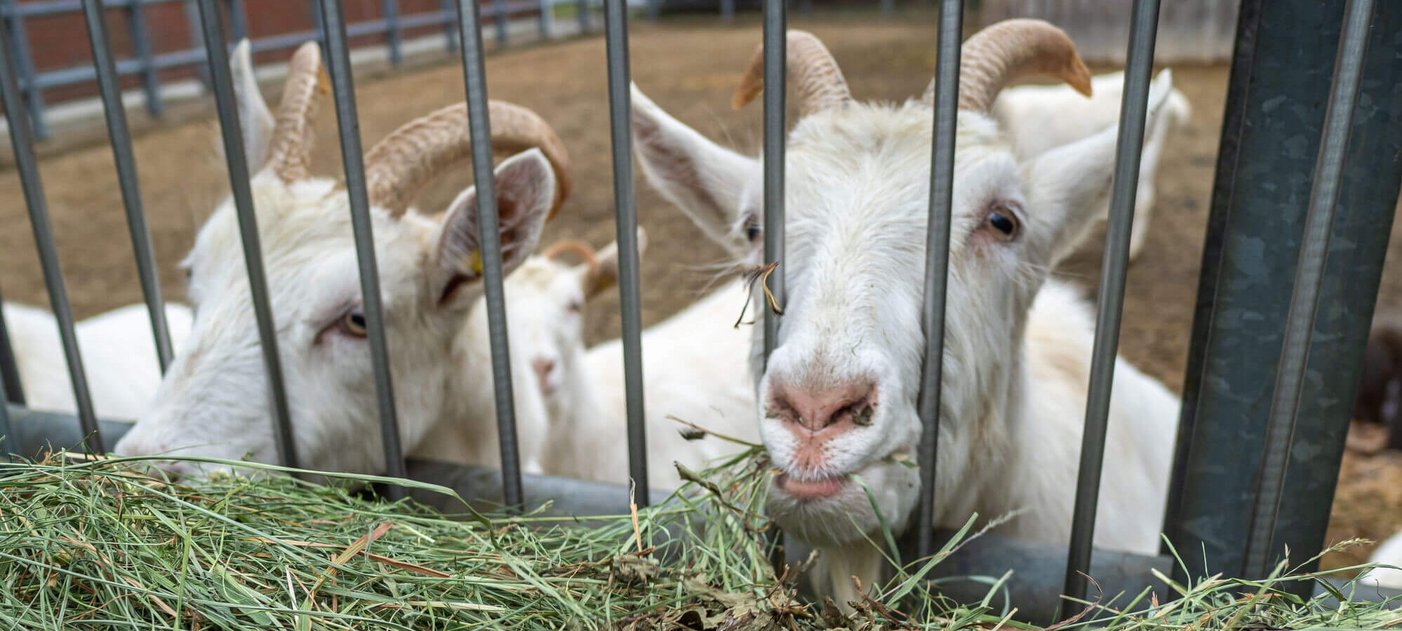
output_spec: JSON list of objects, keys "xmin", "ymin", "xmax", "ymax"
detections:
[
  {"xmin": 112, "ymin": 42, "xmax": 559, "ymax": 477},
  {"xmin": 1360, "ymin": 530, "xmax": 1402, "ymax": 590},
  {"xmin": 993, "ymin": 70, "xmax": 1191, "ymax": 261},
  {"xmin": 3, "ymin": 303, "xmax": 192, "ymax": 419},
  {"xmin": 630, "ymin": 49, "xmax": 1182, "ymax": 603}
]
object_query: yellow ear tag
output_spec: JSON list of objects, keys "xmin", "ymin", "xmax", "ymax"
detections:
[{"xmin": 466, "ymin": 250, "xmax": 484, "ymax": 276}]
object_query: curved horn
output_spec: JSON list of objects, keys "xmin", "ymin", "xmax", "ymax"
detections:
[
  {"xmin": 732, "ymin": 30, "xmax": 851, "ymax": 116},
  {"xmin": 922, "ymin": 19, "xmax": 1092, "ymax": 112},
  {"xmin": 267, "ymin": 42, "xmax": 328, "ymax": 182},
  {"xmin": 364, "ymin": 101, "xmax": 572, "ymax": 219},
  {"xmin": 542, "ymin": 240, "xmax": 598, "ymax": 267}
]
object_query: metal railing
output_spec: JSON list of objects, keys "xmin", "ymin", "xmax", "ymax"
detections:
[
  {"xmin": 1, "ymin": 0, "xmax": 1399, "ymax": 622},
  {"xmin": 0, "ymin": 0, "xmax": 605, "ymax": 139}
]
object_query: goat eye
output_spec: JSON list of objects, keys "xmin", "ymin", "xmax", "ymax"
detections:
[
  {"xmin": 340, "ymin": 308, "xmax": 369, "ymax": 338},
  {"xmin": 985, "ymin": 206, "xmax": 1020, "ymax": 240},
  {"xmin": 744, "ymin": 215, "xmax": 761, "ymax": 242}
]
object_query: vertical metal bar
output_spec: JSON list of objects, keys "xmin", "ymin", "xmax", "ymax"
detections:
[
  {"xmin": 124, "ymin": 0, "xmax": 165, "ymax": 117},
  {"xmin": 383, "ymin": 0, "xmax": 404, "ymax": 65},
  {"xmin": 310, "ymin": 1, "xmax": 326, "ymax": 44},
  {"xmin": 0, "ymin": 21, "xmax": 101, "ymax": 453},
  {"xmin": 195, "ymin": 0, "xmax": 299, "ymax": 469},
  {"xmin": 881, "ymin": 0, "xmax": 894, "ymax": 16},
  {"xmin": 1243, "ymin": 0, "xmax": 1374, "ymax": 579},
  {"xmin": 184, "ymin": 0, "xmax": 212, "ymax": 89},
  {"xmin": 82, "ymin": 0, "xmax": 175, "ymax": 373},
  {"xmin": 1062, "ymin": 0, "xmax": 1160, "ymax": 604},
  {"xmin": 318, "ymin": 0, "xmax": 408, "ymax": 494},
  {"xmin": 914, "ymin": 0, "xmax": 961, "ymax": 562},
  {"xmin": 0, "ymin": 376, "xmax": 11, "ymax": 460},
  {"xmin": 538, "ymin": 0, "xmax": 551, "ymax": 39},
  {"xmin": 1162, "ymin": 0, "xmax": 1261, "ymax": 554},
  {"xmin": 227, "ymin": 0, "xmax": 248, "ymax": 41},
  {"xmin": 493, "ymin": 0, "xmax": 507, "ymax": 45},
  {"xmin": 760, "ymin": 0, "xmax": 784, "ymax": 365},
  {"xmin": 720, "ymin": 0, "xmax": 733, "ymax": 21},
  {"xmin": 646, "ymin": 0, "xmax": 658, "ymax": 20},
  {"xmin": 442, "ymin": 0, "xmax": 459, "ymax": 50},
  {"xmin": 0, "ymin": 286, "xmax": 25, "ymax": 406},
  {"xmin": 452, "ymin": 0, "xmax": 524, "ymax": 508},
  {"xmin": 575, "ymin": 0, "xmax": 587, "ymax": 33},
  {"xmin": 603, "ymin": 0, "xmax": 649, "ymax": 504},
  {"xmin": 1, "ymin": 0, "xmax": 47, "ymax": 139}
]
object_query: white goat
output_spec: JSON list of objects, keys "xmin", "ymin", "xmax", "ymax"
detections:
[
  {"xmin": 3, "ymin": 302, "xmax": 192, "ymax": 419},
  {"xmin": 485, "ymin": 231, "xmax": 760, "ymax": 488},
  {"xmin": 631, "ymin": 21, "xmax": 1181, "ymax": 604},
  {"xmin": 993, "ymin": 70, "xmax": 1191, "ymax": 261},
  {"xmin": 113, "ymin": 40, "xmax": 572, "ymax": 477},
  {"xmin": 1360, "ymin": 530, "xmax": 1402, "ymax": 591}
]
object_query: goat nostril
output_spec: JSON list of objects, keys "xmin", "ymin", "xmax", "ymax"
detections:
[{"xmin": 770, "ymin": 379, "xmax": 876, "ymax": 432}]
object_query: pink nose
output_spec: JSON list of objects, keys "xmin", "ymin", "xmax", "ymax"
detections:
[
  {"xmin": 767, "ymin": 379, "xmax": 876, "ymax": 433},
  {"xmin": 531, "ymin": 357, "xmax": 557, "ymax": 393}
]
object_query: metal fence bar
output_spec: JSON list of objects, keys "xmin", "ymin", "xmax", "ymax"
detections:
[
  {"xmin": 228, "ymin": 0, "xmax": 248, "ymax": 41},
  {"xmin": 493, "ymin": 0, "xmax": 507, "ymax": 45},
  {"xmin": 603, "ymin": 0, "xmax": 649, "ymax": 504},
  {"xmin": 881, "ymin": 0, "xmax": 894, "ymax": 16},
  {"xmin": 1061, "ymin": 0, "xmax": 1160, "ymax": 604},
  {"xmin": 1243, "ymin": 0, "xmax": 1373, "ymax": 579},
  {"xmin": 383, "ymin": 0, "xmax": 404, "ymax": 65},
  {"xmin": 760, "ymin": 1, "xmax": 783, "ymax": 365},
  {"xmin": 0, "ymin": 21, "xmax": 101, "ymax": 453},
  {"xmin": 0, "ymin": 287, "xmax": 25, "ymax": 406},
  {"xmin": 82, "ymin": 0, "xmax": 175, "ymax": 373},
  {"xmin": 913, "ymin": 0, "xmax": 961, "ymax": 562},
  {"xmin": 195, "ymin": 0, "xmax": 300, "ymax": 469},
  {"xmin": 720, "ymin": 0, "xmax": 733, "ymax": 21},
  {"xmin": 123, "ymin": 0, "xmax": 165, "ymax": 116},
  {"xmin": 452, "ymin": 0, "xmax": 524, "ymax": 509},
  {"xmin": 183, "ymin": 0, "xmax": 211, "ymax": 89},
  {"xmin": 646, "ymin": 0, "xmax": 658, "ymax": 20},
  {"xmin": 575, "ymin": 0, "xmax": 587, "ymax": 33},
  {"xmin": 2, "ymin": 0, "xmax": 48, "ymax": 139},
  {"xmin": 441, "ymin": 0, "xmax": 458, "ymax": 50},
  {"xmin": 317, "ymin": 0, "xmax": 409, "ymax": 495}
]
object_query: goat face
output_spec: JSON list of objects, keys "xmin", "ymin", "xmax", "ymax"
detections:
[
  {"xmin": 634, "ymin": 23, "xmax": 1171, "ymax": 547},
  {"xmin": 113, "ymin": 41, "xmax": 567, "ymax": 477}
]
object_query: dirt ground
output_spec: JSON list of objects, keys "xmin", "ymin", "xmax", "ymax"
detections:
[{"xmin": 0, "ymin": 17, "xmax": 1397, "ymax": 571}]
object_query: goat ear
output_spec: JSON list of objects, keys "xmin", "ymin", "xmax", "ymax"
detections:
[
  {"xmin": 583, "ymin": 226, "xmax": 647, "ymax": 300},
  {"xmin": 229, "ymin": 39, "xmax": 275, "ymax": 174},
  {"xmin": 1022, "ymin": 72, "xmax": 1174, "ymax": 267},
  {"xmin": 433, "ymin": 149, "xmax": 555, "ymax": 309},
  {"xmin": 631, "ymin": 84, "xmax": 758, "ymax": 257}
]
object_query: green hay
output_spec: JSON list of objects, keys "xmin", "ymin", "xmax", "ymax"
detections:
[{"xmin": 0, "ymin": 449, "xmax": 1397, "ymax": 630}]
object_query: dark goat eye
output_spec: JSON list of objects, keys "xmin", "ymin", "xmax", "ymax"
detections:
[
  {"xmin": 985, "ymin": 206, "xmax": 1020, "ymax": 240},
  {"xmin": 744, "ymin": 215, "xmax": 762, "ymax": 242},
  {"xmin": 340, "ymin": 308, "xmax": 369, "ymax": 338}
]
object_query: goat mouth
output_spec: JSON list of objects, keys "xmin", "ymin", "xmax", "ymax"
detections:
[{"xmin": 774, "ymin": 473, "xmax": 848, "ymax": 501}]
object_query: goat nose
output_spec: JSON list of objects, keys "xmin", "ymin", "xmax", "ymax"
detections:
[
  {"xmin": 531, "ymin": 357, "xmax": 557, "ymax": 391},
  {"xmin": 767, "ymin": 379, "xmax": 876, "ymax": 432}
]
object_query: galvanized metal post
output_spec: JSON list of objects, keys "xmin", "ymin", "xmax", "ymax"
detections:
[
  {"xmin": 603, "ymin": 0, "xmax": 649, "ymax": 504},
  {"xmin": 1169, "ymin": 0, "xmax": 1402, "ymax": 592},
  {"xmin": 1245, "ymin": 0, "xmax": 1376, "ymax": 580},
  {"xmin": 123, "ymin": 0, "xmax": 165, "ymax": 117},
  {"xmin": 0, "ymin": 19, "xmax": 101, "ymax": 453},
  {"xmin": 538, "ymin": 0, "xmax": 551, "ymax": 39},
  {"xmin": 914, "ymin": 0, "xmax": 961, "ymax": 562},
  {"xmin": 452, "ymin": 0, "xmax": 526, "ymax": 509},
  {"xmin": 1062, "ymin": 0, "xmax": 1160, "ymax": 605},
  {"xmin": 760, "ymin": 0, "xmax": 786, "ymax": 570},
  {"xmin": 0, "ymin": 286, "xmax": 24, "ymax": 406},
  {"xmin": 195, "ymin": 0, "xmax": 300, "ymax": 469},
  {"xmin": 318, "ymin": 0, "xmax": 409, "ymax": 495},
  {"xmin": 881, "ymin": 0, "xmax": 894, "ymax": 16},
  {"xmin": 646, "ymin": 0, "xmax": 659, "ymax": 20},
  {"xmin": 720, "ymin": 0, "xmax": 733, "ymax": 21},
  {"xmin": 383, "ymin": 0, "xmax": 404, "ymax": 65},
  {"xmin": 1, "ymin": 0, "xmax": 48, "ymax": 139},
  {"xmin": 184, "ymin": 0, "xmax": 212, "ymax": 90},
  {"xmin": 576, "ymin": 0, "xmax": 588, "ymax": 33},
  {"xmin": 82, "ymin": 0, "xmax": 175, "ymax": 373}
]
